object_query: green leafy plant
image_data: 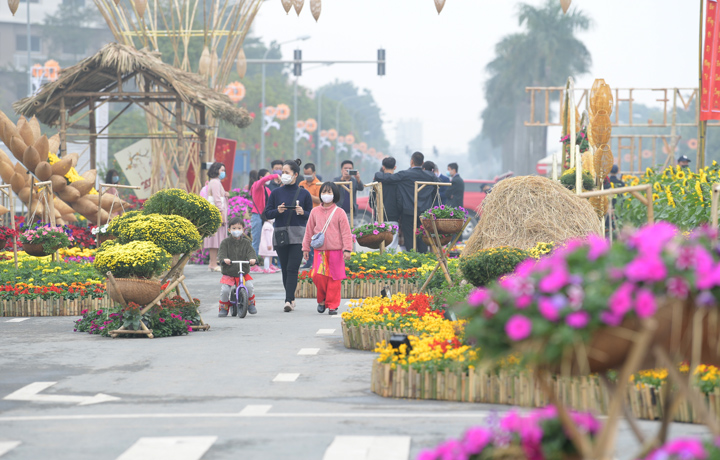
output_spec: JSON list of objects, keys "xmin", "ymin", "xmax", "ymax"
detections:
[
  {"xmin": 560, "ymin": 168, "xmax": 595, "ymax": 191},
  {"xmin": 143, "ymin": 188, "xmax": 222, "ymax": 238},
  {"xmin": 116, "ymin": 213, "xmax": 202, "ymax": 255},
  {"xmin": 430, "ymin": 282, "xmax": 473, "ymax": 311},
  {"xmin": 94, "ymin": 240, "xmax": 170, "ymax": 279},
  {"xmin": 420, "ymin": 205, "xmax": 468, "ymax": 220},
  {"xmin": 459, "ymin": 246, "xmax": 529, "ymax": 287}
]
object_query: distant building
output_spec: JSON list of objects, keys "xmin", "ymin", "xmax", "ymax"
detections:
[{"xmin": 392, "ymin": 118, "xmax": 423, "ymax": 157}]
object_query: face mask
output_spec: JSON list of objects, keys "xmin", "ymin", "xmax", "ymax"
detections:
[
  {"xmin": 321, "ymin": 194, "xmax": 334, "ymax": 204},
  {"xmin": 230, "ymin": 229, "xmax": 243, "ymax": 238},
  {"xmin": 448, "ymin": 171, "xmax": 453, "ymax": 177},
  {"xmin": 273, "ymin": 169, "xmax": 282, "ymax": 175},
  {"xmin": 281, "ymin": 173, "xmax": 293, "ymax": 185},
  {"xmin": 219, "ymin": 172, "xmax": 226, "ymax": 180},
  {"xmin": 303, "ymin": 175, "xmax": 313, "ymax": 182},
  {"xmin": 112, "ymin": 176, "xmax": 119, "ymax": 183},
  {"xmin": 435, "ymin": 171, "xmax": 440, "ymax": 178}
]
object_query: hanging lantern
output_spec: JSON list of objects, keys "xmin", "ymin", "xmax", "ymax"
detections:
[
  {"xmin": 135, "ymin": 0, "xmax": 147, "ymax": 17},
  {"xmin": 560, "ymin": 0, "xmax": 571, "ymax": 14},
  {"xmin": 198, "ymin": 46, "xmax": 211, "ymax": 77},
  {"xmin": 434, "ymin": 0, "xmax": 446, "ymax": 14},
  {"xmin": 344, "ymin": 134, "xmax": 355, "ymax": 145},
  {"xmin": 281, "ymin": 0, "xmax": 292, "ymax": 14},
  {"xmin": 305, "ymin": 119, "xmax": 317, "ymax": 132},
  {"xmin": 310, "ymin": 0, "xmax": 321, "ymax": 21},
  {"xmin": 293, "ymin": 0, "xmax": 304, "ymax": 15},
  {"xmin": 8, "ymin": 0, "xmax": 19, "ymax": 15},
  {"xmin": 236, "ymin": 48, "xmax": 247, "ymax": 78},
  {"xmin": 327, "ymin": 129, "xmax": 338, "ymax": 141}
]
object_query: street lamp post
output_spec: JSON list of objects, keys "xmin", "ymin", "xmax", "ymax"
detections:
[{"xmin": 260, "ymin": 35, "xmax": 310, "ymax": 169}]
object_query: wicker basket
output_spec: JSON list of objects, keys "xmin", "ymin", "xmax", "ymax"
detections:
[
  {"xmin": 356, "ymin": 232, "xmax": 394, "ymax": 249},
  {"xmin": 22, "ymin": 243, "xmax": 58, "ymax": 257},
  {"xmin": 106, "ymin": 278, "xmax": 163, "ymax": 306},
  {"xmin": 421, "ymin": 218, "xmax": 464, "ymax": 235},
  {"xmin": 421, "ymin": 234, "xmax": 453, "ymax": 246},
  {"xmin": 98, "ymin": 234, "xmax": 116, "ymax": 244}
]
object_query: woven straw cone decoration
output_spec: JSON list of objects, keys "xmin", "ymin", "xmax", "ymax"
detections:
[
  {"xmin": 594, "ymin": 144, "xmax": 614, "ymax": 180},
  {"xmin": 581, "ymin": 151, "xmax": 596, "ymax": 178},
  {"xmin": 281, "ymin": 0, "xmax": 292, "ymax": 13},
  {"xmin": 589, "ymin": 196, "xmax": 609, "ymax": 219},
  {"xmin": 434, "ymin": 0, "xmax": 446, "ymax": 14},
  {"xmin": 560, "ymin": 0, "xmax": 572, "ymax": 14},
  {"xmin": 293, "ymin": 0, "xmax": 304, "ymax": 15},
  {"xmin": 8, "ymin": 0, "xmax": 20, "ymax": 15},
  {"xmin": 590, "ymin": 80, "xmax": 614, "ymax": 115},
  {"xmin": 310, "ymin": 0, "xmax": 321, "ymax": 20},
  {"xmin": 591, "ymin": 111, "xmax": 612, "ymax": 146}
]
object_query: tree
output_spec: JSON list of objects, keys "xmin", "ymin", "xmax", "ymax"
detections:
[{"xmin": 479, "ymin": 0, "xmax": 591, "ymax": 174}]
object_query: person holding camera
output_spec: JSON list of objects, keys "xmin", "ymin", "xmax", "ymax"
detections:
[
  {"xmin": 264, "ymin": 159, "xmax": 313, "ymax": 312},
  {"xmin": 333, "ymin": 160, "xmax": 364, "ymax": 222}
]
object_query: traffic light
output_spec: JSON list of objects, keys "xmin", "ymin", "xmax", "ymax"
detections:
[
  {"xmin": 377, "ymin": 48, "xmax": 385, "ymax": 76},
  {"xmin": 293, "ymin": 49, "xmax": 302, "ymax": 76}
]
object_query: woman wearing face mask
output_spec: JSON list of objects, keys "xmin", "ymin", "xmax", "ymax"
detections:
[
  {"xmin": 302, "ymin": 182, "xmax": 352, "ymax": 315},
  {"xmin": 202, "ymin": 162, "xmax": 229, "ymax": 272},
  {"xmin": 264, "ymin": 159, "xmax": 313, "ymax": 312}
]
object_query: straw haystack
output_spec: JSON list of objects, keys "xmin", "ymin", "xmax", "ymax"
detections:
[{"xmin": 462, "ymin": 176, "xmax": 601, "ymax": 256}]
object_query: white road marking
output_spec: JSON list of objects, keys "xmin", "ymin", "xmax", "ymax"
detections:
[
  {"xmin": 323, "ymin": 436, "xmax": 411, "ymax": 460},
  {"xmin": 316, "ymin": 329, "xmax": 335, "ymax": 335},
  {"xmin": 0, "ymin": 412, "xmax": 492, "ymax": 422},
  {"xmin": 239, "ymin": 405, "xmax": 272, "ymax": 416},
  {"xmin": 297, "ymin": 348, "xmax": 319, "ymax": 355},
  {"xmin": 116, "ymin": 436, "xmax": 217, "ymax": 460},
  {"xmin": 0, "ymin": 441, "xmax": 21, "ymax": 457},
  {"xmin": 3, "ymin": 382, "xmax": 120, "ymax": 406},
  {"xmin": 5, "ymin": 318, "xmax": 29, "ymax": 322},
  {"xmin": 273, "ymin": 373, "xmax": 300, "ymax": 382}
]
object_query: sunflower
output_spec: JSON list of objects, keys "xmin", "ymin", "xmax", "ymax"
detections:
[
  {"xmin": 653, "ymin": 182, "xmax": 662, "ymax": 192},
  {"xmin": 665, "ymin": 186, "xmax": 676, "ymax": 208},
  {"xmin": 696, "ymin": 181, "xmax": 705, "ymax": 202},
  {"xmin": 676, "ymin": 170, "xmax": 686, "ymax": 180},
  {"xmin": 652, "ymin": 193, "xmax": 660, "ymax": 201}
]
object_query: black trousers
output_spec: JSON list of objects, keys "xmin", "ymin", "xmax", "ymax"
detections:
[
  {"xmin": 400, "ymin": 214, "xmax": 428, "ymax": 253},
  {"xmin": 275, "ymin": 243, "xmax": 303, "ymax": 302}
]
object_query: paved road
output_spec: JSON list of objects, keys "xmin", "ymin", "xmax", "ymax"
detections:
[{"xmin": 0, "ymin": 265, "xmax": 709, "ymax": 459}]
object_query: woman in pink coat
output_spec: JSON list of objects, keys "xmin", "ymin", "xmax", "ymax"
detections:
[
  {"xmin": 202, "ymin": 162, "xmax": 229, "ymax": 272},
  {"xmin": 302, "ymin": 182, "xmax": 353, "ymax": 315}
]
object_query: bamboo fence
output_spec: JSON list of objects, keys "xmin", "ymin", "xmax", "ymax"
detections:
[
  {"xmin": 295, "ymin": 279, "xmax": 418, "ymax": 299},
  {"xmin": 341, "ymin": 322, "xmax": 420, "ymax": 351},
  {"xmin": 370, "ymin": 361, "xmax": 718, "ymax": 424},
  {"xmin": 0, "ymin": 296, "xmax": 112, "ymax": 317}
]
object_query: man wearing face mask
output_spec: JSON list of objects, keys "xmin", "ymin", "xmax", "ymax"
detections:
[
  {"xmin": 298, "ymin": 163, "xmax": 323, "ymax": 208},
  {"xmin": 333, "ymin": 160, "xmax": 364, "ymax": 222},
  {"xmin": 446, "ymin": 162, "xmax": 464, "ymax": 209},
  {"xmin": 267, "ymin": 160, "xmax": 284, "ymax": 192}
]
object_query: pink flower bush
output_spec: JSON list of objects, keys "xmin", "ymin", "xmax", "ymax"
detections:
[
  {"xmin": 459, "ymin": 223, "xmax": 720, "ymax": 365},
  {"xmin": 418, "ymin": 406, "xmax": 600, "ymax": 460}
]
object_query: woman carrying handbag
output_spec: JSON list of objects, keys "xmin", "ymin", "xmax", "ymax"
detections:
[
  {"xmin": 302, "ymin": 182, "xmax": 353, "ymax": 316},
  {"xmin": 265, "ymin": 160, "xmax": 313, "ymax": 312}
]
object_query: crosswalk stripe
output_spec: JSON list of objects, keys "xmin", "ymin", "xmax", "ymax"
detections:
[
  {"xmin": 272, "ymin": 373, "xmax": 300, "ymax": 382},
  {"xmin": 322, "ymin": 436, "xmax": 410, "ymax": 460},
  {"xmin": 298, "ymin": 348, "xmax": 320, "ymax": 355},
  {"xmin": 0, "ymin": 441, "xmax": 21, "ymax": 457},
  {"xmin": 116, "ymin": 436, "xmax": 217, "ymax": 460},
  {"xmin": 5, "ymin": 318, "xmax": 29, "ymax": 322},
  {"xmin": 239, "ymin": 405, "xmax": 272, "ymax": 415},
  {"xmin": 316, "ymin": 329, "xmax": 335, "ymax": 335}
]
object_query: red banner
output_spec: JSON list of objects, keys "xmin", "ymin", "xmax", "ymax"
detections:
[
  {"xmin": 702, "ymin": 0, "xmax": 720, "ymax": 120},
  {"xmin": 186, "ymin": 138, "xmax": 237, "ymax": 192}
]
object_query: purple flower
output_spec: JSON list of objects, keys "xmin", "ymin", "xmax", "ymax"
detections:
[
  {"xmin": 505, "ymin": 314, "xmax": 532, "ymax": 341},
  {"xmin": 538, "ymin": 296, "xmax": 561, "ymax": 321},
  {"xmin": 566, "ymin": 311, "xmax": 590, "ymax": 329}
]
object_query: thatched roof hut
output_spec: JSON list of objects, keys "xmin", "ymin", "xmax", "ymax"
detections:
[{"xmin": 13, "ymin": 42, "xmax": 252, "ymax": 129}]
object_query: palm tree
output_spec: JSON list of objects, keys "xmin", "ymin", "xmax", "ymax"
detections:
[{"xmin": 480, "ymin": 0, "xmax": 591, "ymax": 174}]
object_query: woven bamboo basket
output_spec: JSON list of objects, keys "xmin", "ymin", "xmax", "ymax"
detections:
[
  {"xmin": 356, "ymin": 232, "xmax": 393, "ymax": 249},
  {"xmin": 106, "ymin": 278, "xmax": 163, "ymax": 306},
  {"xmin": 421, "ymin": 218, "xmax": 463, "ymax": 235},
  {"xmin": 22, "ymin": 243, "xmax": 57, "ymax": 257}
]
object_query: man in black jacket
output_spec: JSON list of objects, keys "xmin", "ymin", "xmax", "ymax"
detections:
[
  {"xmin": 374, "ymin": 151, "xmax": 437, "ymax": 253},
  {"xmin": 371, "ymin": 157, "xmax": 401, "ymax": 250},
  {"xmin": 446, "ymin": 162, "xmax": 465, "ymax": 209},
  {"xmin": 333, "ymin": 160, "xmax": 364, "ymax": 221}
]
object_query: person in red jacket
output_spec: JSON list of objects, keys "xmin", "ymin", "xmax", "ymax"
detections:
[{"xmin": 302, "ymin": 182, "xmax": 353, "ymax": 315}]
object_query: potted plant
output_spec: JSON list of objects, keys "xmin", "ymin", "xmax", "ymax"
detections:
[
  {"xmin": 0, "ymin": 225, "xmax": 17, "ymax": 251},
  {"xmin": 94, "ymin": 240, "xmax": 171, "ymax": 306},
  {"xmin": 420, "ymin": 205, "xmax": 468, "ymax": 235},
  {"xmin": 458, "ymin": 223, "xmax": 720, "ymax": 375},
  {"xmin": 417, "ymin": 406, "xmax": 600, "ymax": 460},
  {"xmin": 19, "ymin": 224, "xmax": 74, "ymax": 257},
  {"xmin": 353, "ymin": 222, "xmax": 398, "ymax": 249},
  {"xmin": 142, "ymin": 188, "xmax": 222, "ymax": 239}
]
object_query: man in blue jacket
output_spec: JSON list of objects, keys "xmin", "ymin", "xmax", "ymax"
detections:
[{"xmin": 374, "ymin": 151, "xmax": 437, "ymax": 253}]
